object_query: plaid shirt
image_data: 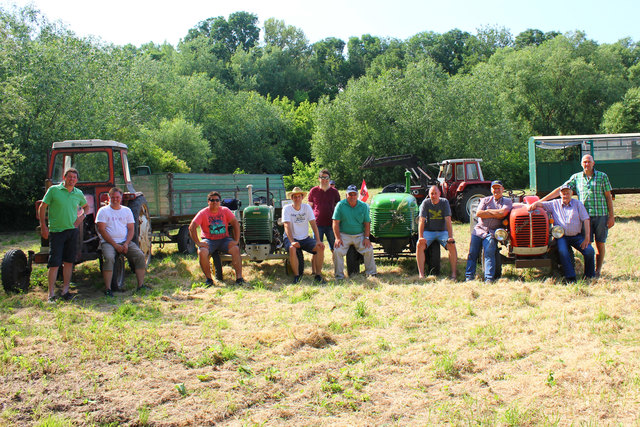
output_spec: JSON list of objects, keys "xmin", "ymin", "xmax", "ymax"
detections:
[{"xmin": 564, "ymin": 170, "xmax": 612, "ymax": 217}]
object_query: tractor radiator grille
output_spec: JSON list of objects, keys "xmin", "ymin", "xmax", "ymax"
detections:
[
  {"xmin": 243, "ymin": 218, "xmax": 272, "ymax": 242},
  {"xmin": 513, "ymin": 213, "xmax": 548, "ymax": 247},
  {"xmin": 371, "ymin": 210, "xmax": 413, "ymax": 237}
]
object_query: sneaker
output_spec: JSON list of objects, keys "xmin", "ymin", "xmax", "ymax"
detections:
[
  {"xmin": 47, "ymin": 295, "xmax": 57, "ymax": 304},
  {"xmin": 314, "ymin": 274, "xmax": 326, "ymax": 284},
  {"xmin": 60, "ymin": 292, "xmax": 76, "ymax": 301},
  {"xmin": 235, "ymin": 278, "xmax": 245, "ymax": 285},
  {"xmin": 293, "ymin": 275, "xmax": 301, "ymax": 284},
  {"xmin": 104, "ymin": 289, "xmax": 114, "ymax": 297},
  {"xmin": 204, "ymin": 278, "xmax": 214, "ymax": 287}
]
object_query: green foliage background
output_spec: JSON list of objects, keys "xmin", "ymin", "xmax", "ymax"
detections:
[{"xmin": 0, "ymin": 5, "xmax": 639, "ymax": 228}]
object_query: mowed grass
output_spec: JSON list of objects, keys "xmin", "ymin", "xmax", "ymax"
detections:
[{"xmin": 1, "ymin": 195, "xmax": 640, "ymax": 425}]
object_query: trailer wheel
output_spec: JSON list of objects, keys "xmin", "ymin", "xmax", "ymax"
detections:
[
  {"xmin": 128, "ymin": 196, "xmax": 152, "ymax": 265},
  {"xmin": 2, "ymin": 249, "xmax": 31, "ymax": 293},
  {"xmin": 177, "ymin": 225, "xmax": 196, "ymax": 255},
  {"xmin": 457, "ymin": 186, "xmax": 491, "ymax": 223}
]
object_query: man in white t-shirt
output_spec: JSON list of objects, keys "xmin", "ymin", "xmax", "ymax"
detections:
[
  {"xmin": 283, "ymin": 187, "xmax": 325, "ymax": 283},
  {"xmin": 95, "ymin": 187, "xmax": 148, "ymax": 296}
]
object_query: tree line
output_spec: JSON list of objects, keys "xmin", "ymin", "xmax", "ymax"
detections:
[{"xmin": 1, "ymin": 6, "xmax": 639, "ymax": 227}]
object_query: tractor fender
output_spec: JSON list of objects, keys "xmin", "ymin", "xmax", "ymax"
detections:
[{"xmin": 455, "ymin": 181, "xmax": 491, "ymax": 195}]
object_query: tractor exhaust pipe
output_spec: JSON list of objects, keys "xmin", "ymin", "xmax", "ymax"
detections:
[
  {"xmin": 247, "ymin": 184, "xmax": 253, "ymax": 205},
  {"xmin": 405, "ymin": 171, "xmax": 412, "ymax": 194}
]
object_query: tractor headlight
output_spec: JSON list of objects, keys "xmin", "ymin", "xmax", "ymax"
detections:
[
  {"xmin": 551, "ymin": 225, "xmax": 565, "ymax": 239},
  {"xmin": 277, "ymin": 217, "xmax": 284, "ymax": 226},
  {"xmin": 495, "ymin": 228, "xmax": 508, "ymax": 242}
]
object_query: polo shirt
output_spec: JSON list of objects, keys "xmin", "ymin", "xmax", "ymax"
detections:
[
  {"xmin": 42, "ymin": 183, "xmax": 87, "ymax": 232},
  {"xmin": 332, "ymin": 199, "xmax": 370, "ymax": 235}
]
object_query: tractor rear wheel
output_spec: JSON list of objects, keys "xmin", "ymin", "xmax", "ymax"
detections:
[
  {"xmin": 2, "ymin": 249, "xmax": 31, "ymax": 293},
  {"xmin": 456, "ymin": 186, "xmax": 491, "ymax": 223},
  {"xmin": 128, "ymin": 196, "xmax": 152, "ymax": 265},
  {"xmin": 177, "ymin": 225, "xmax": 196, "ymax": 255}
]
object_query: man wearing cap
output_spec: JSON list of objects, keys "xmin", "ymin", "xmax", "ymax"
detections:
[
  {"xmin": 540, "ymin": 154, "xmax": 614, "ymax": 277},
  {"xmin": 332, "ymin": 185, "xmax": 377, "ymax": 279},
  {"xmin": 416, "ymin": 185, "xmax": 458, "ymax": 280},
  {"xmin": 528, "ymin": 185, "xmax": 595, "ymax": 282},
  {"xmin": 465, "ymin": 180, "xmax": 512, "ymax": 282},
  {"xmin": 283, "ymin": 187, "xmax": 325, "ymax": 283},
  {"xmin": 189, "ymin": 191, "xmax": 244, "ymax": 286},
  {"xmin": 308, "ymin": 169, "xmax": 341, "ymax": 252}
]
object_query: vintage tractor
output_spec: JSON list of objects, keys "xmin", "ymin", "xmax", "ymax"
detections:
[
  {"xmin": 241, "ymin": 184, "xmax": 287, "ymax": 261},
  {"xmin": 1, "ymin": 140, "xmax": 152, "ymax": 293},
  {"xmin": 370, "ymin": 172, "xmax": 419, "ymax": 257},
  {"xmin": 360, "ymin": 154, "xmax": 492, "ymax": 222}
]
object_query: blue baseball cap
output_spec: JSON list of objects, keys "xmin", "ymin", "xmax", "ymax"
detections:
[
  {"xmin": 490, "ymin": 180, "xmax": 504, "ymax": 188},
  {"xmin": 346, "ymin": 185, "xmax": 358, "ymax": 194}
]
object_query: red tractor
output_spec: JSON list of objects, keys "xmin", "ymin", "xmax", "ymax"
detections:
[
  {"xmin": 360, "ymin": 155, "xmax": 492, "ymax": 222},
  {"xmin": 1, "ymin": 140, "xmax": 152, "ymax": 293}
]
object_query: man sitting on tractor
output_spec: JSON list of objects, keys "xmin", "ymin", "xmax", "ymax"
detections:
[
  {"xmin": 416, "ymin": 185, "xmax": 458, "ymax": 280},
  {"xmin": 189, "ymin": 191, "xmax": 244, "ymax": 286},
  {"xmin": 96, "ymin": 187, "xmax": 149, "ymax": 296},
  {"xmin": 528, "ymin": 184, "xmax": 595, "ymax": 282},
  {"xmin": 332, "ymin": 185, "xmax": 377, "ymax": 279},
  {"xmin": 465, "ymin": 180, "xmax": 512, "ymax": 283},
  {"xmin": 283, "ymin": 187, "xmax": 325, "ymax": 284}
]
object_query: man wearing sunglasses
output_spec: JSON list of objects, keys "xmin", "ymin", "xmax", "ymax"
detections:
[
  {"xmin": 189, "ymin": 191, "xmax": 244, "ymax": 286},
  {"xmin": 308, "ymin": 169, "xmax": 341, "ymax": 252}
]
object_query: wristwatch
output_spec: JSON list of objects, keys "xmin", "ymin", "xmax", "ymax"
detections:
[{"xmin": 364, "ymin": 236, "xmax": 370, "ymax": 240}]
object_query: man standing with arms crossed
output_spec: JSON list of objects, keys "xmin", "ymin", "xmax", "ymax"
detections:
[
  {"xmin": 540, "ymin": 154, "xmax": 614, "ymax": 277},
  {"xmin": 39, "ymin": 168, "xmax": 89, "ymax": 302},
  {"xmin": 308, "ymin": 169, "xmax": 341, "ymax": 252}
]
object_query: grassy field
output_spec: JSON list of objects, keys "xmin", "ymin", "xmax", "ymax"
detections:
[{"xmin": 1, "ymin": 195, "xmax": 640, "ymax": 425}]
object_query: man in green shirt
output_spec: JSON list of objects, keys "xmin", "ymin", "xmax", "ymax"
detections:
[
  {"xmin": 332, "ymin": 185, "xmax": 377, "ymax": 279},
  {"xmin": 39, "ymin": 168, "xmax": 89, "ymax": 302},
  {"xmin": 540, "ymin": 154, "xmax": 614, "ymax": 276}
]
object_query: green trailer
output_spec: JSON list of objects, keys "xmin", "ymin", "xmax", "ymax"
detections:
[
  {"xmin": 528, "ymin": 133, "xmax": 640, "ymax": 196},
  {"xmin": 130, "ymin": 172, "xmax": 287, "ymax": 253}
]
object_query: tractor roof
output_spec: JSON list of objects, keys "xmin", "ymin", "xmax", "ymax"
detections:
[{"xmin": 52, "ymin": 140, "xmax": 128, "ymax": 150}]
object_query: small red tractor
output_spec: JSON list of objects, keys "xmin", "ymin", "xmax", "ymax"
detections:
[
  {"xmin": 360, "ymin": 154, "xmax": 493, "ymax": 222},
  {"xmin": 1, "ymin": 140, "xmax": 152, "ymax": 293}
]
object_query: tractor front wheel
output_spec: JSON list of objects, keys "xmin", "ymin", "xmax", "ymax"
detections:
[
  {"xmin": 456, "ymin": 186, "xmax": 491, "ymax": 223},
  {"xmin": 2, "ymin": 249, "xmax": 31, "ymax": 293}
]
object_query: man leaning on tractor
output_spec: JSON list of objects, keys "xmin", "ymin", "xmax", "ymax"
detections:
[
  {"xmin": 540, "ymin": 154, "xmax": 614, "ymax": 277},
  {"xmin": 39, "ymin": 168, "xmax": 89, "ymax": 303}
]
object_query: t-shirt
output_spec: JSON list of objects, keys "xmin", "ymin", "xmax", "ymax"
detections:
[
  {"xmin": 191, "ymin": 206, "xmax": 236, "ymax": 240},
  {"xmin": 332, "ymin": 199, "xmax": 370, "ymax": 235},
  {"xmin": 95, "ymin": 205, "xmax": 135, "ymax": 243},
  {"xmin": 419, "ymin": 198, "xmax": 452, "ymax": 232},
  {"xmin": 283, "ymin": 203, "xmax": 315, "ymax": 240},
  {"xmin": 42, "ymin": 183, "xmax": 88, "ymax": 232},
  {"xmin": 308, "ymin": 186, "xmax": 341, "ymax": 227}
]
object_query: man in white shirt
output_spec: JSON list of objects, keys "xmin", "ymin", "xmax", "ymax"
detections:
[
  {"xmin": 283, "ymin": 187, "xmax": 325, "ymax": 283},
  {"xmin": 96, "ymin": 187, "xmax": 148, "ymax": 296}
]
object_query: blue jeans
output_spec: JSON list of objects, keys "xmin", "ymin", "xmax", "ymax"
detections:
[
  {"xmin": 557, "ymin": 234, "xmax": 595, "ymax": 280},
  {"xmin": 465, "ymin": 234, "xmax": 500, "ymax": 281},
  {"xmin": 317, "ymin": 225, "xmax": 335, "ymax": 250}
]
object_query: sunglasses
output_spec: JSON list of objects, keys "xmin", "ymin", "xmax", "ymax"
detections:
[
  {"xmin": 208, "ymin": 198, "xmax": 220, "ymax": 202},
  {"xmin": 319, "ymin": 175, "xmax": 330, "ymax": 180}
]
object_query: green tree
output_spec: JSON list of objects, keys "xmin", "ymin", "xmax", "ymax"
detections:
[{"xmin": 601, "ymin": 87, "xmax": 640, "ymax": 133}]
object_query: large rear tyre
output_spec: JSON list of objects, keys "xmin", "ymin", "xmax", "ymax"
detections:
[
  {"xmin": 456, "ymin": 186, "xmax": 491, "ymax": 223},
  {"xmin": 177, "ymin": 225, "xmax": 196, "ymax": 255},
  {"xmin": 128, "ymin": 196, "xmax": 152, "ymax": 266},
  {"xmin": 2, "ymin": 249, "xmax": 31, "ymax": 293}
]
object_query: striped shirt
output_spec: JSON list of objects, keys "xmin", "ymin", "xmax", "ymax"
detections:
[{"xmin": 564, "ymin": 170, "xmax": 612, "ymax": 217}]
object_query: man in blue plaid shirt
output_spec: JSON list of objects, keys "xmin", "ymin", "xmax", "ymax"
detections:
[{"xmin": 541, "ymin": 154, "xmax": 614, "ymax": 277}]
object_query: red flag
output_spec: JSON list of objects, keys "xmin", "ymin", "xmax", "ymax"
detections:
[{"xmin": 359, "ymin": 179, "xmax": 369, "ymax": 202}]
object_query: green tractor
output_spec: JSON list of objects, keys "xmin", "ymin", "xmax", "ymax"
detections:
[{"xmin": 370, "ymin": 172, "xmax": 419, "ymax": 257}]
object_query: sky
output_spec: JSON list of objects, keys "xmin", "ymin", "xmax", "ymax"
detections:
[{"xmin": 1, "ymin": 0, "xmax": 639, "ymax": 47}]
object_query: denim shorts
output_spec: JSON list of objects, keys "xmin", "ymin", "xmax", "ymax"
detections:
[
  {"xmin": 423, "ymin": 230, "xmax": 450, "ymax": 248},
  {"xmin": 284, "ymin": 236, "xmax": 317, "ymax": 254},
  {"xmin": 204, "ymin": 237, "xmax": 233, "ymax": 254},
  {"xmin": 590, "ymin": 216, "xmax": 608, "ymax": 243}
]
